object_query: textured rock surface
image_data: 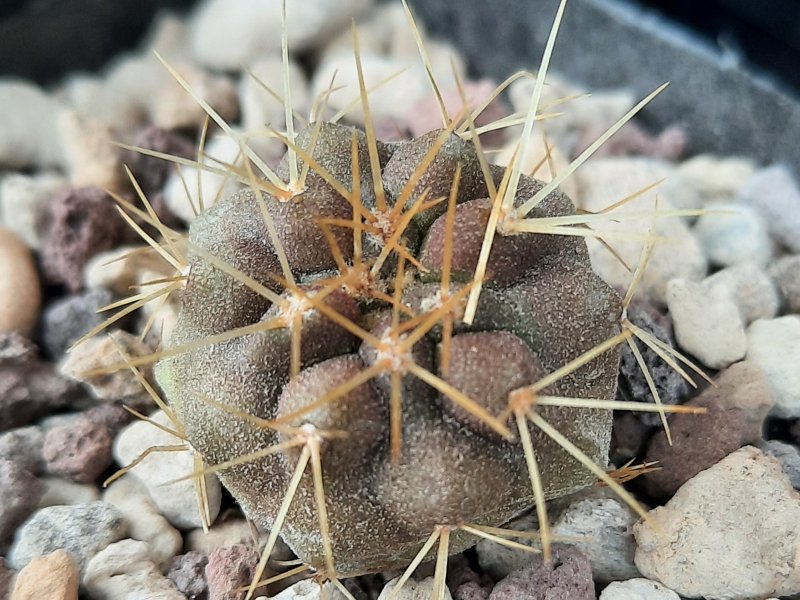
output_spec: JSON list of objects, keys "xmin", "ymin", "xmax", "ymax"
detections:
[
  {"xmin": 41, "ymin": 288, "xmax": 115, "ymax": 358},
  {"xmin": 0, "ymin": 459, "xmax": 45, "ymax": 548},
  {"xmin": 551, "ymin": 493, "xmax": 640, "ymax": 582},
  {"xmin": 703, "ymin": 261, "xmax": 779, "ymax": 324},
  {"xmin": 746, "ymin": 316, "xmax": 800, "ymax": 418},
  {"xmin": 83, "ymin": 539, "xmax": 186, "ymax": 600},
  {"xmin": 10, "ymin": 549, "xmax": 78, "ymax": 600},
  {"xmin": 379, "ymin": 577, "xmax": 452, "ymax": 600},
  {"xmin": 42, "ymin": 416, "xmax": 113, "ymax": 483},
  {"xmin": 599, "ymin": 578, "xmax": 680, "ymax": 600},
  {"xmin": 8, "ymin": 502, "xmax": 127, "ymax": 574},
  {"xmin": 113, "ymin": 411, "xmax": 221, "ymax": 530},
  {"xmin": 634, "ymin": 446, "xmax": 800, "ymax": 600},
  {"xmin": 168, "ymin": 552, "xmax": 209, "ymax": 600},
  {"xmin": 488, "ymin": 544, "xmax": 594, "ymax": 600},
  {"xmin": 205, "ymin": 544, "xmax": 259, "ymax": 600},
  {"xmin": 0, "ymin": 426, "xmax": 44, "ymax": 474},
  {"xmin": 761, "ymin": 440, "xmax": 800, "ymax": 490}
]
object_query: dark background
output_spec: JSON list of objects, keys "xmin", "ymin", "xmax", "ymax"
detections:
[{"xmin": 1, "ymin": 0, "xmax": 798, "ymax": 96}]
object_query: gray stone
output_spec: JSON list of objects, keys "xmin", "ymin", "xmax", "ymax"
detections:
[
  {"xmin": 704, "ymin": 262, "xmax": 780, "ymax": 324},
  {"xmin": 0, "ymin": 459, "xmax": 45, "ymax": 547},
  {"xmin": 488, "ymin": 544, "xmax": 593, "ymax": 600},
  {"xmin": 8, "ymin": 502, "xmax": 127, "ymax": 574},
  {"xmin": 694, "ymin": 202, "xmax": 772, "ymax": 268},
  {"xmin": 379, "ymin": 577, "xmax": 452, "ymax": 600},
  {"xmin": 0, "ymin": 172, "xmax": 67, "ymax": 250},
  {"xmin": 168, "ymin": 552, "xmax": 208, "ymax": 600},
  {"xmin": 769, "ymin": 255, "xmax": 800, "ymax": 314},
  {"xmin": 760, "ymin": 440, "xmax": 800, "ymax": 489},
  {"xmin": 0, "ymin": 426, "xmax": 44, "ymax": 474},
  {"xmin": 41, "ymin": 288, "xmax": 115, "ymax": 358}
]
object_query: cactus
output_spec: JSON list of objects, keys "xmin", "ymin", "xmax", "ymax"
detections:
[{"xmin": 92, "ymin": 0, "xmax": 710, "ymax": 596}]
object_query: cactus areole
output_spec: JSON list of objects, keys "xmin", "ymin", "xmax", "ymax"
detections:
[{"xmin": 155, "ymin": 122, "xmax": 622, "ymax": 576}]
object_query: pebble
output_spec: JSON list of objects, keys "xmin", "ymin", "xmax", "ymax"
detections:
[
  {"xmin": 599, "ymin": 578, "xmax": 680, "ymax": 600},
  {"xmin": 618, "ymin": 300, "xmax": 690, "ymax": 425},
  {"xmin": 576, "ymin": 157, "xmax": 707, "ymax": 305},
  {"xmin": 760, "ymin": 440, "xmax": 800, "ymax": 489},
  {"xmin": 41, "ymin": 288, "xmax": 115, "ymax": 358},
  {"xmin": 311, "ymin": 51, "xmax": 428, "ymax": 127},
  {"xmin": 0, "ymin": 558, "xmax": 14, "ymax": 599},
  {"xmin": 665, "ymin": 277, "xmax": 746, "ymax": 369},
  {"xmin": 57, "ymin": 110, "xmax": 123, "ymax": 192},
  {"xmin": 739, "ymin": 164, "xmax": 800, "ymax": 253},
  {"xmin": 167, "ymin": 552, "xmax": 209, "ymax": 600},
  {"xmin": 634, "ymin": 446, "xmax": 800, "ymax": 600},
  {"xmin": 0, "ymin": 332, "xmax": 79, "ymax": 431},
  {"xmin": 162, "ymin": 133, "xmax": 243, "ymax": 222},
  {"xmin": 10, "ymin": 549, "xmax": 78, "ymax": 600},
  {"xmin": 83, "ymin": 539, "xmax": 186, "ymax": 600},
  {"xmin": 0, "ymin": 172, "xmax": 67, "ymax": 249},
  {"xmin": 59, "ymin": 330, "xmax": 154, "ymax": 407},
  {"xmin": 189, "ymin": 0, "xmax": 372, "ymax": 68},
  {"xmin": 84, "ymin": 403, "xmax": 137, "ymax": 436},
  {"xmin": 0, "ymin": 426, "xmax": 44, "ymax": 474},
  {"xmin": 575, "ymin": 122, "xmax": 686, "ymax": 162},
  {"xmin": 379, "ymin": 577, "xmax": 452, "ymax": 600},
  {"xmin": 0, "ymin": 459, "xmax": 45, "ymax": 548},
  {"xmin": 746, "ymin": 316, "xmax": 800, "ymax": 418},
  {"xmin": 0, "ymin": 80, "xmax": 65, "ymax": 169},
  {"xmin": 123, "ymin": 126, "xmax": 196, "ymax": 197},
  {"xmin": 475, "ymin": 512, "xmax": 538, "ymax": 580},
  {"xmin": 42, "ymin": 416, "xmax": 113, "ymax": 483},
  {"xmin": 664, "ymin": 154, "xmax": 755, "ymax": 209},
  {"xmin": 103, "ymin": 475, "xmax": 183, "ymax": 570},
  {"xmin": 703, "ymin": 262, "xmax": 780, "ymax": 324},
  {"xmin": 769, "ymin": 254, "xmax": 800, "ymax": 314},
  {"xmin": 551, "ymin": 494, "xmax": 640, "ymax": 582},
  {"xmin": 61, "ymin": 72, "xmax": 145, "ymax": 134},
  {"xmin": 0, "ymin": 228, "xmax": 41, "ymax": 337},
  {"xmin": 488, "ymin": 544, "xmax": 594, "ymax": 600},
  {"xmin": 38, "ymin": 477, "xmax": 100, "ymax": 508},
  {"xmin": 114, "ymin": 410, "xmax": 221, "ymax": 529},
  {"xmin": 693, "ymin": 202, "xmax": 772, "ymax": 267},
  {"xmin": 206, "ymin": 544, "xmax": 259, "ymax": 600},
  {"xmin": 151, "ymin": 64, "xmax": 238, "ymax": 131},
  {"xmin": 8, "ymin": 502, "xmax": 127, "ymax": 574},
  {"xmin": 40, "ymin": 187, "xmax": 127, "ymax": 292}
]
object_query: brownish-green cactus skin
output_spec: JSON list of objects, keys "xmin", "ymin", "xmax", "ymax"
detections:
[{"xmin": 155, "ymin": 122, "xmax": 622, "ymax": 576}]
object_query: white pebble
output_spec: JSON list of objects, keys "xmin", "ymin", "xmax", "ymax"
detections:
[
  {"xmin": 57, "ymin": 110, "xmax": 123, "ymax": 191},
  {"xmin": 0, "ymin": 80, "xmax": 65, "ymax": 169},
  {"xmin": 694, "ymin": 202, "xmax": 772, "ymax": 267},
  {"xmin": 163, "ymin": 133, "xmax": 243, "ymax": 222},
  {"xmin": 150, "ymin": 64, "xmax": 238, "ymax": 131},
  {"xmin": 739, "ymin": 164, "xmax": 800, "ymax": 253},
  {"xmin": 666, "ymin": 277, "xmax": 746, "ymax": 369},
  {"xmin": 703, "ymin": 261, "xmax": 779, "ymax": 324},
  {"xmin": 746, "ymin": 316, "xmax": 800, "ymax": 418},
  {"xmin": 103, "ymin": 475, "xmax": 182, "ymax": 570},
  {"xmin": 665, "ymin": 154, "xmax": 755, "ymax": 210},
  {"xmin": 576, "ymin": 157, "xmax": 707, "ymax": 305},
  {"xmin": 378, "ymin": 577, "xmax": 452, "ymax": 600},
  {"xmin": 634, "ymin": 446, "xmax": 800, "ymax": 600},
  {"xmin": 113, "ymin": 411, "xmax": 221, "ymax": 530},
  {"xmin": 38, "ymin": 477, "xmax": 100, "ymax": 508},
  {"xmin": 189, "ymin": 0, "xmax": 373, "ymax": 69},
  {"xmin": 599, "ymin": 578, "xmax": 680, "ymax": 600},
  {"xmin": 0, "ymin": 172, "xmax": 67, "ymax": 250},
  {"xmin": 0, "ymin": 228, "xmax": 41, "ymax": 337},
  {"xmin": 61, "ymin": 73, "xmax": 145, "ymax": 134},
  {"xmin": 83, "ymin": 539, "xmax": 185, "ymax": 600}
]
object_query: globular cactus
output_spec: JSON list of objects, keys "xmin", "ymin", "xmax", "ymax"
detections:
[{"xmin": 154, "ymin": 117, "xmax": 623, "ymax": 576}]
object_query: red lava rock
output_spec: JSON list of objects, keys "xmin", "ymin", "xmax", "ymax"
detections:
[
  {"xmin": 0, "ymin": 459, "xmax": 45, "ymax": 547},
  {"xmin": 575, "ymin": 122, "xmax": 686, "ymax": 161},
  {"xmin": 618, "ymin": 299, "xmax": 692, "ymax": 426},
  {"xmin": 168, "ymin": 551, "xmax": 209, "ymax": 600},
  {"xmin": 205, "ymin": 544, "xmax": 259, "ymax": 600},
  {"xmin": 42, "ymin": 416, "xmax": 113, "ymax": 483},
  {"xmin": 488, "ymin": 544, "xmax": 594, "ymax": 600},
  {"xmin": 0, "ymin": 332, "xmax": 79, "ymax": 432},
  {"xmin": 83, "ymin": 403, "xmax": 136, "ymax": 436},
  {"xmin": 40, "ymin": 187, "xmax": 127, "ymax": 292},
  {"xmin": 124, "ymin": 126, "xmax": 196, "ymax": 197}
]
